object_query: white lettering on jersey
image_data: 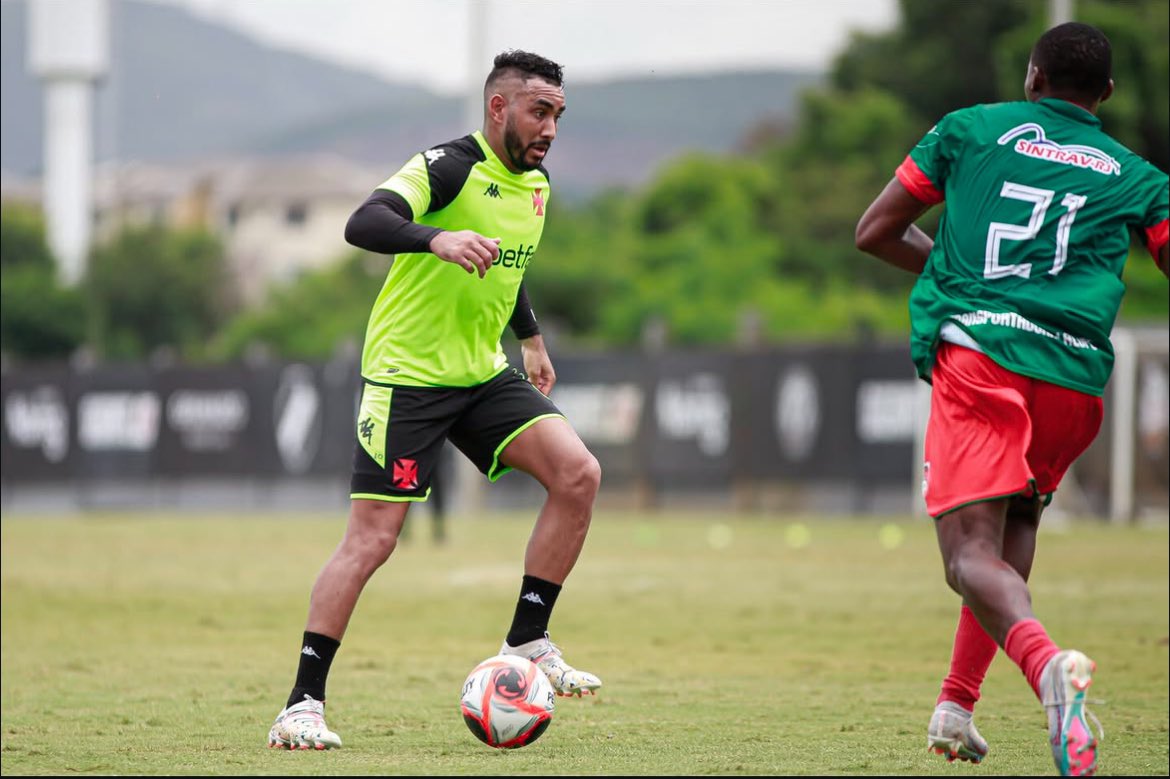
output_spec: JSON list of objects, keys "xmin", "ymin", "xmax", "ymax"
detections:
[{"xmin": 998, "ymin": 123, "xmax": 1120, "ymax": 176}]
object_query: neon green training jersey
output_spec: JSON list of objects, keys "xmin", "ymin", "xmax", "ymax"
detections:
[
  {"xmin": 361, "ymin": 131, "xmax": 551, "ymax": 387},
  {"xmin": 896, "ymin": 98, "xmax": 1169, "ymax": 396}
]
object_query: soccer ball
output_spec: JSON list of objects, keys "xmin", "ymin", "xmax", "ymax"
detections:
[{"xmin": 459, "ymin": 654, "xmax": 555, "ymax": 749}]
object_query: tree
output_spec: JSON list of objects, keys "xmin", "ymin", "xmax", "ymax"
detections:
[
  {"xmin": 810, "ymin": 0, "xmax": 1167, "ymax": 324},
  {"xmin": 523, "ymin": 190, "xmax": 639, "ymax": 343},
  {"xmin": 762, "ymin": 86, "xmax": 927, "ymax": 294},
  {"xmin": 208, "ymin": 0, "xmax": 1165, "ymax": 357},
  {"xmin": 211, "ymin": 249, "xmax": 385, "ymax": 361},
  {"xmin": 833, "ymin": 0, "xmax": 1032, "ymax": 124},
  {"xmin": 833, "ymin": 0, "xmax": 1168, "ymax": 170},
  {"xmin": 0, "ymin": 204, "xmax": 85, "ymax": 360},
  {"xmin": 87, "ymin": 225, "xmax": 232, "ymax": 361}
]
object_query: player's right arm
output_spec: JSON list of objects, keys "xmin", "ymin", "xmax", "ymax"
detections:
[
  {"xmin": 429, "ymin": 230, "xmax": 501, "ymax": 278},
  {"xmin": 345, "ymin": 189, "xmax": 500, "ymax": 278},
  {"xmin": 857, "ymin": 109, "xmax": 972, "ymax": 274},
  {"xmin": 345, "ymin": 149, "xmax": 500, "ymax": 277},
  {"xmin": 855, "ymin": 176, "xmax": 936, "ymax": 274}
]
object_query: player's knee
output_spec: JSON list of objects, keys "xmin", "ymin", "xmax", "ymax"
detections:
[
  {"xmin": 346, "ymin": 502, "xmax": 406, "ymax": 566},
  {"xmin": 554, "ymin": 452, "xmax": 601, "ymax": 505},
  {"xmin": 943, "ymin": 542, "xmax": 995, "ymax": 597},
  {"xmin": 942, "ymin": 555, "xmax": 964, "ymax": 595},
  {"xmin": 343, "ymin": 524, "xmax": 399, "ymax": 569}
]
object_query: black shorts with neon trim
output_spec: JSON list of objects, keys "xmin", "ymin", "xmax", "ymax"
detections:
[{"xmin": 350, "ymin": 367, "xmax": 564, "ymax": 502}]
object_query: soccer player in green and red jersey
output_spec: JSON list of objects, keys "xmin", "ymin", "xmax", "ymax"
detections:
[
  {"xmin": 856, "ymin": 22, "xmax": 1168, "ymax": 777},
  {"xmin": 266, "ymin": 50, "xmax": 603, "ymax": 751}
]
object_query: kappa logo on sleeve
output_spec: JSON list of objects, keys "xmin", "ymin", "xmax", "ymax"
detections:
[
  {"xmin": 532, "ymin": 188, "xmax": 545, "ymax": 216},
  {"xmin": 423, "ymin": 148, "xmax": 446, "ymax": 165}
]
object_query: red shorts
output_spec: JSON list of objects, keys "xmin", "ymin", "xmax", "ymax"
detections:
[{"xmin": 923, "ymin": 343, "xmax": 1104, "ymax": 518}]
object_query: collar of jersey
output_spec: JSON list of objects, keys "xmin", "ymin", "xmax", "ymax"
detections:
[
  {"xmin": 1037, "ymin": 97, "xmax": 1102, "ymax": 127},
  {"xmin": 472, "ymin": 130, "xmax": 539, "ymax": 179}
]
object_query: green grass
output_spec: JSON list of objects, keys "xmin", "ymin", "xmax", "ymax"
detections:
[{"xmin": 1, "ymin": 511, "xmax": 1167, "ymax": 775}]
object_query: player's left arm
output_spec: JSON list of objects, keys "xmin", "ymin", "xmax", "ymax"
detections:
[
  {"xmin": 509, "ymin": 283, "xmax": 555, "ymax": 395},
  {"xmin": 520, "ymin": 334, "xmax": 555, "ymax": 396},
  {"xmin": 855, "ymin": 176, "xmax": 936, "ymax": 275}
]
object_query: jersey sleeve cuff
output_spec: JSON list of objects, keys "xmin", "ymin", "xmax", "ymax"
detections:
[
  {"xmin": 1145, "ymin": 218, "xmax": 1169, "ymax": 258},
  {"xmin": 895, "ymin": 155, "xmax": 944, "ymax": 205}
]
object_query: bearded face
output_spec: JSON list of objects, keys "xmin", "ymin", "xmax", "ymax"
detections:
[{"xmin": 503, "ymin": 108, "xmax": 551, "ymax": 172}]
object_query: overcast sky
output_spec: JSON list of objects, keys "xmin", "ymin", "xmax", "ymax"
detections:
[{"xmin": 159, "ymin": 0, "xmax": 900, "ymax": 95}]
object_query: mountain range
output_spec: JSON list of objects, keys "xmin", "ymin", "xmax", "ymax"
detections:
[{"xmin": 1, "ymin": 0, "xmax": 823, "ymax": 198}]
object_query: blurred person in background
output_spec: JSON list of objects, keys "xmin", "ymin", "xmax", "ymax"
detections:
[
  {"xmin": 856, "ymin": 21, "xmax": 1168, "ymax": 777},
  {"xmin": 266, "ymin": 49, "xmax": 603, "ymax": 751}
]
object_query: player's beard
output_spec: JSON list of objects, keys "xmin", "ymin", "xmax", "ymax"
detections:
[{"xmin": 503, "ymin": 117, "xmax": 546, "ymax": 172}]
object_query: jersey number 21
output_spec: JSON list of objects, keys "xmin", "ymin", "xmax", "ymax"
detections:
[{"xmin": 985, "ymin": 181, "xmax": 1087, "ymax": 279}]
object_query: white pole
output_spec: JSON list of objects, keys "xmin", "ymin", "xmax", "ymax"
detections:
[
  {"xmin": 465, "ymin": 0, "xmax": 488, "ymax": 132},
  {"xmin": 911, "ymin": 378, "xmax": 931, "ymax": 518},
  {"xmin": 42, "ymin": 80, "xmax": 94, "ymax": 286},
  {"xmin": 28, "ymin": 0, "xmax": 109, "ymax": 287},
  {"xmin": 1050, "ymin": 0, "xmax": 1074, "ymax": 25},
  {"xmin": 1110, "ymin": 327, "xmax": 1137, "ymax": 524}
]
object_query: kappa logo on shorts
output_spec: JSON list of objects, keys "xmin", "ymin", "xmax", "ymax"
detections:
[{"xmin": 393, "ymin": 458, "xmax": 419, "ymax": 490}]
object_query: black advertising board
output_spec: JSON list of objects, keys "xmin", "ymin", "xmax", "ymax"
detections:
[
  {"xmin": 645, "ymin": 350, "xmax": 737, "ymax": 490},
  {"xmin": 1, "ymin": 364, "xmax": 75, "ymax": 482},
  {"xmin": 71, "ymin": 364, "xmax": 160, "ymax": 481},
  {"xmin": 549, "ymin": 350, "xmax": 652, "ymax": 486},
  {"xmin": 734, "ymin": 347, "xmax": 855, "ymax": 481}
]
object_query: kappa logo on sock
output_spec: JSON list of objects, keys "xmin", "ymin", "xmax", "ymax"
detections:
[
  {"xmin": 521, "ymin": 591, "xmax": 546, "ymax": 606},
  {"xmin": 301, "ymin": 646, "xmax": 322, "ymax": 659}
]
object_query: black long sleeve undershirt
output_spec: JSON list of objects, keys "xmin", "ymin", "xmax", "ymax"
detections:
[
  {"xmin": 510, "ymin": 283, "xmax": 540, "ymax": 340},
  {"xmin": 344, "ymin": 188, "xmax": 540, "ymax": 339},
  {"xmin": 344, "ymin": 189, "xmax": 441, "ymax": 255}
]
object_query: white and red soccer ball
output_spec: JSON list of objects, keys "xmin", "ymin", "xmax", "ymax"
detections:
[{"xmin": 460, "ymin": 654, "xmax": 555, "ymax": 749}]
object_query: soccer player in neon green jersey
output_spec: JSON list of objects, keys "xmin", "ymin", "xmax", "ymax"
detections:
[
  {"xmin": 267, "ymin": 50, "xmax": 603, "ymax": 751},
  {"xmin": 857, "ymin": 22, "xmax": 1167, "ymax": 777}
]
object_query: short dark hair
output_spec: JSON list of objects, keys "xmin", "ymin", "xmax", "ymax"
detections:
[
  {"xmin": 485, "ymin": 50, "xmax": 564, "ymax": 91},
  {"xmin": 1032, "ymin": 22, "xmax": 1112, "ymax": 99}
]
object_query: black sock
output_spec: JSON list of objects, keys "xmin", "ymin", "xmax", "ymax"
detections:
[
  {"xmin": 286, "ymin": 631, "xmax": 341, "ymax": 708},
  {"xmin": 505, "ymin": 575, "xmax": 562, "ymax": 647}
]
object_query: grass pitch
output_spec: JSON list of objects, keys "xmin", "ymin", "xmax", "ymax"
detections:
[{"xmin": 1, "ymin": 509, "xmax": 1167, "ymax": 776}]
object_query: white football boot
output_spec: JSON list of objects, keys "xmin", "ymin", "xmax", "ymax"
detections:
[
  {"xmin": 927, "ymin": 701, "xmax": 989, "ymax": 763},
  {"xmin": 1039, "ymin": 650, "xmax": 1100, "ymax": 776},
  {"xmin": 500, "ymin": 632, "xmax": 602, "ymax": 697},
  {"xmin": 267, "ymin": 695, "xmax": 342, "ymax": 750}
]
